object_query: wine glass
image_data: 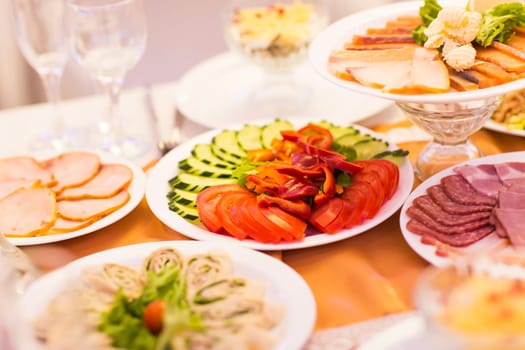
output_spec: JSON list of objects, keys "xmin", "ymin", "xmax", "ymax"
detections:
[
  {"xmin": 12, "ymin": 0, "xmax": 82, "ymax": 152},
  {"xmin": 66, "ymin": 0, "xmax": 147, "ymax": 159},
  {"xmin": 397, "ymin": 97, "xmax": 501, "ymax": 180},
  {"xmin": 223, "ymin": 0, "xmax": 329, "ymax": 116}
]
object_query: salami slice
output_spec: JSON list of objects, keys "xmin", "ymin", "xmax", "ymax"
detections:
[
  {"xmin": 407, "ymin": 219, "xmax": 495, "ymax": 247},
  {"xmin": 412, "ymin": 195, "xmax": 491, "ymax": 226},
  {"xmin": 406, "ymin": 206, "xmax": 490, "ymax": 235},
  {"xmin": 441, "ymin": 174, "xmax": 496, "ymax": 206},
  {"xmin": 427, "ymin": 185, "xmax": 493, "ymax": 214}
]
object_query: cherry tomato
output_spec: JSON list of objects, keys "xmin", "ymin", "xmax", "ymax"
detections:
[
  {"xmin": 196, "ymin": 184, "xmax": 248, "ymax": 233},
  {"xmin": 143, "ymin": 300, "xmax": 165, "ymax": 335}
]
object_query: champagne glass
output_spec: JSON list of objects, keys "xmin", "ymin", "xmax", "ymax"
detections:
[
  {"xmin": 12, "ymin": 0, "xmax": 81, "ymax": 151},
  {"xmin": 223, "ymin": 0, "xmax": 329, "ymax": 116},
  {"xmin": 66, "ymin": 0, "xmax": 147, "ymax": 158}
]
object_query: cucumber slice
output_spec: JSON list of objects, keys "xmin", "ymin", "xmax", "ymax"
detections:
[
  {"xmin": 261, "ymin": 119, "xmax": 294, "ymax": 149},
  {"xmin": 353, "ymin": 139, "xmax": 389, "ymax": 160},
  {"xmin": 373, "ymin": 149, "xmax": 409, "ymax": 166},
  {"xmin": 192, "ymin": 144, "xmax": 235, "ymax": 169},
  {"xmin": 178, "ymin": 157, "xmax": 233, "ymax": 178},
  {"xmin": 334, "ymin": 131, "xmax": 377, "ymax": 147},
  {"xmin": 168, "ymin": 201, "xmax": 200, "ymax": 222},
  {"xmin": 211, "ymin": 144, "xmax": 243, "ymax": 165},
  {"xmin": 237, "ymin": 124, "xmax": 263, "ymax": 151},
  {"xmin": 212, "ymin": 129, "xmax": 246, "ymax": 158},
  {"xmin": 169, "ymin": 173, "xmax": 236, "ymax": 192},
  {"xmin": 167, "ymin": 188, "xmax": 198, "ymax": 208}
]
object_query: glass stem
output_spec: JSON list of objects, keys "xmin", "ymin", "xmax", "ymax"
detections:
[
  {"xmin": 101, "ymin": 79, "xmax": 124, "ymax": 150},
  {"xmin": 41, "ymin": 72, "xmax": 64, "ymax": 139}
]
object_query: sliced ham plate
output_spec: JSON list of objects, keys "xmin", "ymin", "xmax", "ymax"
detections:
[
  {"xmin": 58, "ymin": 164, "xmax": 133, "ymax": 200},
  {"xmin": 57, "ymin": 190, "xmax": 130, "ymax": 221},
  {"xmin": 493, "ymin": 208, "xmax": 525, "ymax": 247},
  {"xmin": 0, "ymin": 157, "xmax": 54, "ymax": 186},
  {"xmin": 0, "ymin": 187, "xmax": 56, "ymax": 237},
  {"xmin": 43, "ymin": 152, "xmax": 101, "ymax": 193}
]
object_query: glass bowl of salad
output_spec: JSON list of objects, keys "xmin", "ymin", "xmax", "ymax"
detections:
[
  {"xmin": 415, "ymin": 252, "xmax": 525, "ymax": 350},
  {"xmin": 223, "ymin": 0, "xmax": 329, "ymax": 115}
]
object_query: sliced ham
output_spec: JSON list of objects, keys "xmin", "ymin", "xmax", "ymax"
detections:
[
  {"xmin": 441, "ymin": 174, "xmax": 497, "ymax": 206},
  {"xmin": 0, "ymin": 179, "xmax": 39, "ymax": 199},
  {"xmin": 494, "ymin": 162, "xmax": 525, "ymax": 187},
  {"xmin": 57, "ymin": 190, "xmax": 130, "ymax": 221},
  {"xmin": 0, "ymin": 157, "xmax": 54, "ymax": 186},
  {"xmin": 43, "ymin": 151, "xmax": 101, "ymax": 193},
  {"xmin": 507, "ymin": 183, "xmax": 525, "ymax": 193},
  {"xmin": 57, "ymin": 164, "xmax": 132, "ymax": 200},
  {"xmin": 498, "ymin": 190, "xmax": 525, "ymax": 209},
  {"xmin": 454, "ymin": 164, "xmax": 505, "ymax": 198},
  {"xmin": 493, "ymin": 208, "xmax": 525, "ymax": 246},
  {"xmin": 0, "ymin": 187, "xmax": 56, "ymax": 237},
  {"xmin": 48, "ymin": 216, "xmax": 98, "ymax": 234}
]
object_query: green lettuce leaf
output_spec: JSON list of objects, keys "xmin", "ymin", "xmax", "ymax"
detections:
[{"xmin": 475, "ymin": 2, "xmax": 525, "ymax": 47}]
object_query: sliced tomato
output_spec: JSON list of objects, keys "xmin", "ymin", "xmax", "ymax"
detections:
[
  {"xmin": 352, "ymin": 171, "xmax": 385, "ymax": 217},
  {"xmin": 373, "ymin": 159, "xmax": 399, "ymax": 199},
  {"xmin": 259, "ymin": 205, "xmax": 307, "ymax": 241},
  {"xmin": 323, "ymin": 198, "xmax": 355, "ymax": 233},
  {"xmin": 355, "ymin": 159, "xmax": 398, "ymax": 200},
  {"xmin": 346, "ymin": 181, "xmax": 377, "ymax": 220},
  {"xmin": 196, "ymin": 184, "xmax": 248, "ymax": 233},
  {"xmin": 240, "ymin": 197, "xmax": 286, "ymax": 243},
  {"xmin": 309, "ymin": 197, "xmax": 344, "ymax": 232},
  {"xmin": 341, "ymin": 187, "xmax": 367, "ymax": 227},
  {"xmin": 216, "ymin": 191, "xmax": 254, "ymax": 240}
]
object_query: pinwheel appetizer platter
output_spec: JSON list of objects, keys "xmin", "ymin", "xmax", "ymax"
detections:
[{"xmin": 16, "ymin": 241, "xmax": 315, "ymax": 350}]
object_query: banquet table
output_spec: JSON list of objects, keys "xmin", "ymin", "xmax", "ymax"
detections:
[{"xmin": 4, "ymin": 82, "xmax": 525, "ymax": 347}]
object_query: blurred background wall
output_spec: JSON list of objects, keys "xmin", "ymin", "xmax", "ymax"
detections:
[{"xmin": 0, "ymin": 0, "xmax": 396, "ymax": 110}]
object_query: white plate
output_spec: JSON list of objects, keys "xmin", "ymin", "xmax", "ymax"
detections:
[
  {"xmin": 174, "ymin": 52, "xmax": 392, "ymax": 129},
  {"xmin": 360, "ymin": 314, "xmax": 427, "ymax": 350},
  {"xmin": 6, "ymin": 150, "xmax": 146, "ymax": 246},
  {"xmin": 146, "ymin": 118, "xmax": 414, "ymax": 251},
  {"xmin": 399, "ymin": 151, "xmax": 525, "ymax": 267},
  {"xmin": 15, "ymin": 240, "xmax": 316, "ymax": 350},
  {"xmin": 309, "ymin": 0, "xmax": 525, "ymax": 104},
  {"xmin": 484, "ymin": 120, "xmax": 525, "ymax": 137}
]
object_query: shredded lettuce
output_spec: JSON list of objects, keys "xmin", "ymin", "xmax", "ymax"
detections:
[
  {"xmin": 475, "ymin": 2, "xmax": 525, "ymax": 47},
  {"xmin": 411, "ymin": 0, "xmax": 442, "ymax": 45},
  {"xmin": 231, "ymin": 159, "xmax": 260, "ymax": 185},
  {"xmin": 98, "ymin": 265, "xmax": 203, "ymax": 350}
]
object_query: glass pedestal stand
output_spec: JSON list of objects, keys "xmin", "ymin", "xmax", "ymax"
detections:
[{"xmin": 397, "ymin": 97, "xmax": 500, "ymax": 180}]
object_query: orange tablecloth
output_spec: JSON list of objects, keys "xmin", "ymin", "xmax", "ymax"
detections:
[{"xmin": 20, "ymin": 123, "xmax": 525, "ymax": 331}]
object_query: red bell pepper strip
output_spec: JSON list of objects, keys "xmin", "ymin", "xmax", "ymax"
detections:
[
  {"xmin": 275, "ymin": 164, "xmax": 324, "ymax": 178},
  {"xmin": 314, "ymin": 163, "xmax": 336, "ymax": 207},
  {"xmin": 246, "ymin": 174, "xmax": 280, "ymax": 193},
  {"xmin": 257, "ymin": 194, "xmax": 311, "ymax": 219},
  {"xmin": 277, "ymin": 178, "xmax": 319, "ymax": 199},
  {"xmin": 298, "ymin": 124, "xmax": 334, "ymax": 149}
]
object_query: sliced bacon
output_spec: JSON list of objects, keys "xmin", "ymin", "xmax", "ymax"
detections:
[
  {"xmin": 0, "ymin": 187, "xmax": 56, "ymax": 237},
  {"xmin": 57, "ymin": 190, "xmax": 130, "ymax": 221},
  {"xmin": 476, "ymin": 48, "xmax": 525, "ymax": 73},
  {"xmin": 57, "ymin": 164, "xmax": 132, "ymax": 200},
  {"xmin": 0, "ymin": 156, "xmax": 54, "ymax": 186},
  {"xmin": 43, "ymin": 151, "xmax": 101, "ymax": 193},
  {"xmin": 0, "ymin": 179, "xmax": 39, "ymax": 199},
  {"xmin": 494, "ymin": 162, "xmax": 525, "ymax": 187},
  {"xmin": 470, "ymin": 60, "xmax": 517, "ymax": 83},
  {"xmin": 454, "ymin": 164, "xmax": 505, "ymax": 198}
]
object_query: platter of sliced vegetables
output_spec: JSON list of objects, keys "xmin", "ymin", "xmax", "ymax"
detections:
[{"xmin": 146, "ymin": 118, "xmax": 414, "ymax": 250}]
